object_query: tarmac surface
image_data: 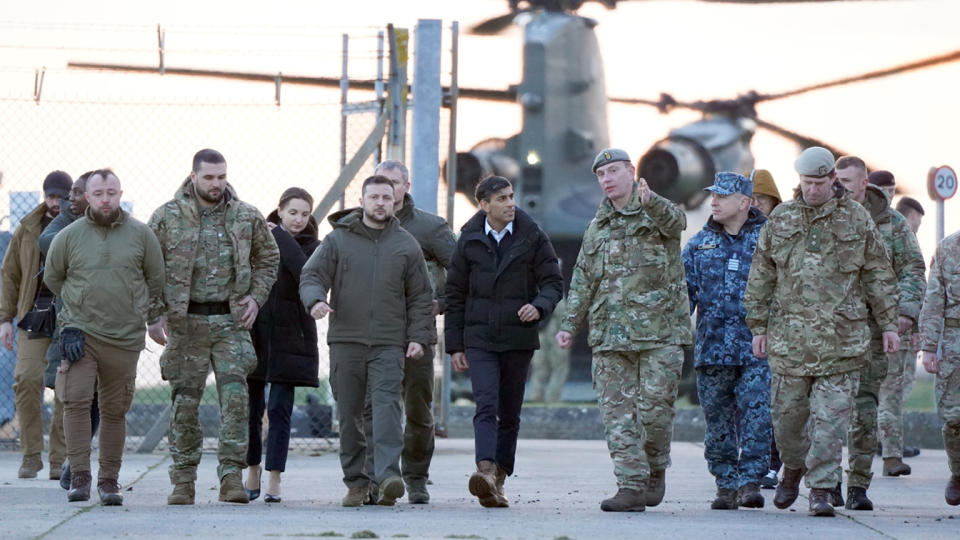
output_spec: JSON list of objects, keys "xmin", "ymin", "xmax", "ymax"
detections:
[{"xmin": 3, "ymin": 439, "xmax": 959, "ymax": 540}]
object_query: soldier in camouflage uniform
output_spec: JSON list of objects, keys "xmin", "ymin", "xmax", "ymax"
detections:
[
  {"xmin": 834, "ymin": 158, "xmax": 925, "ymax": 510},
  {"xmin": 682, "ymin": 172, "xmax": 771, "ymax": 510},
  {"xmin": 556, "ymin": 148, "xmax": 692, "ymax": 513},
  {"xmin": 917, "ymin": 230, "xmax": 960, "ymax": 505},
  {"xmin": 743, "ymin": 147, "xmax": 900, "ymax": 517},
  {"xmin": 148, "ymin": 149, "xmax": 279, "ymax": 505},
  {"xmin": 528, "ymin": 298, "xmax": 571, "ymax": 403}
]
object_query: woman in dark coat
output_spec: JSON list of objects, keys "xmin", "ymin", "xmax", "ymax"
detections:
[{"xmin": 244, "ymin": 187, "xmax": 320, "ymax": 503}]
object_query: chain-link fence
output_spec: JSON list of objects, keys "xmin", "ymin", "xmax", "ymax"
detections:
[{"xmin": 0, "ymin": 64, "xmax": 392, "ymax": 453}]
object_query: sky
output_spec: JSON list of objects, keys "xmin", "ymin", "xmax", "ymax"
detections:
[{"xmin": 1, "ymin": 0, "xmax": 959, "ymax": 255}]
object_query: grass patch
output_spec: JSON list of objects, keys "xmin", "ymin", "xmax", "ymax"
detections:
[
  {"xmin": 905, "ymin": 376, "xmax": 935, "ymax": 412},
  {"xmin": 444, "ymin": 536, "xmax": 483, "ymax": 539},
  {"xmin": 351, "ymin": 532, "xmax": 378, "ymax": 539}
]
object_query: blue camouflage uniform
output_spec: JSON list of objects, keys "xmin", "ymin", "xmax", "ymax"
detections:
[{"xmin": 683, "ymin": 200, "xmax": 772, "ymax": 491}]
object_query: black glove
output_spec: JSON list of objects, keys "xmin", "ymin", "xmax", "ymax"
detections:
[{"xmin": 60, "ymin": 327, "xmax": 85, "ymax": 364}]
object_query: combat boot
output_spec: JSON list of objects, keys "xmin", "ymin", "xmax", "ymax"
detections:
[
  {"xmin": 407, "ymin": 483, "xmax": 430, "ymax": 504},
  {"xmin": 493, "ymin": 466, "xmax": 509, "ymax": 508},
  {"xmin": 468, "ymin": 460, "xmax": 498, "ymax": 508},
  {"xmin": 646, "ymin": 469, "xmax": 666, "ymax": 507},
  {"xmin": 97, "ymin": 478, "xmax": 124, "ymax": 506},
  {"xmin": 710, "ymin": 488, "xmax": 738, "ymax": 510},
  {"xmin": 167, "ymin": 482, "xmax": 195, "ymax": 505},
  {"xmin": 49, "ymin": 462, "xmax": 62, "ymax": 481},
  {"xmin": 829, "ymin": 481, "xmax": 844, "ymax": 507},
  {"xmin": 737, "ymin": 482, "xmax": 764, "ymax": 508},
  {"xmin": 808, "ymin": 488, "xmax": 835, "ymax": 517},
  {"xmin": 219, "ymin": 472, "xmax": 249, "ymax": 503},
  {"xmin": 600, "ymin": 488, "xmax": 646, "ymax": 512},
  {"xmin": 341, "ymin": 485, "xmax": 368, "ymax": 507},
  {"xmin": 773, "ymin": 467, "xmax": 803, "ymax": 509},
  {"xmin": 67, "ymin": 471, "xmax": 91, "ymax": 502},
  {"xmin": 377, "ymin": 476, "xmax": 405, "ymax": 506},
  {"xmin": 845, "ymin": 486, "xmax": 873, "ymax": 510},
  {"xmin": 364, "ymin": 482, "xmax": 379, "ymax": 505},
  {"xmin": 18, "ymin": 454, "xmax": 42, "ymax": 479},
  {"xmin": 945, "ymin": 475, "xmax": 960, "ymax": 506},
  {"xmin": 883, "ymin": 457, "xmax": 911, "ymax": 476}
]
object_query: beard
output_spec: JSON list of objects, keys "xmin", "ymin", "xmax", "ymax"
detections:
[
  {"xmin": 363, "ymin": 208, "xmax": 390, "ymax": 224},
  {"xmin": 91, "ymin": 207, "xmax": 121, "ymax": 226},
  {"xmin": 195, "ymin": 185, "xmax": 224, "ymax": 204}
]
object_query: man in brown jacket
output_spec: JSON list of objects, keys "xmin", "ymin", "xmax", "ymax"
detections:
[{"xmin": 1, "ymin": 170, "xmax": 71, "ymax": 479}]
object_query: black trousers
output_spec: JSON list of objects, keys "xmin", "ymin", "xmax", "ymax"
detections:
[
  {"xmin": 466, "ymin": 348, "xmax": 533, "ymax": 475},
  {"xmin": 246, "ymin": 381, "xmax": 295, "ymax": 472}
]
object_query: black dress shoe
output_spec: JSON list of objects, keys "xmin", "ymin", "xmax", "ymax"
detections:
[
  {"xmin": 264, "ymin": 494, "xmax": 281, "ymax": 503},
  {"xmin": 245, "ymin": 487, "xmax": 260, "ymax": 501}
]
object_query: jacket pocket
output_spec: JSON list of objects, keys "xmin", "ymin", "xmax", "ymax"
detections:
[
  {"xmin": 834, "ymin": 303, "xmax": 869, "ymax": 357},
  {"xmin": 835, "ymin": 229, "xmax": 866, "ymax": 273}
]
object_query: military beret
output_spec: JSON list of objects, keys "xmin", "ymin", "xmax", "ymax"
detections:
[
  {"xmin": 705, "ymin": 171, "xmax": 753, "ymax": 197},
  {"xmin": 868, "ymin": 170, "xmax": 895, "ymax": 187},
  {"xmin": 42, "ymin": 170, "xmax": 72, "ymax": 198},
  {"xmin": 592, "ymin": 148, "xmax": 631, "ymax": 173},
  {"xmin": 794, "ymin": 147, "xmax": 835, "ymax": 177}
]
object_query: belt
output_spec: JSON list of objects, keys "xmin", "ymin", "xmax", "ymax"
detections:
[
  {"xmin": 187, "ymin": 301, "xmax": 230, "ymax": 316},
  {"xmin": 945, "ymin": 318, "xmax": 960, "ymax": 328}
]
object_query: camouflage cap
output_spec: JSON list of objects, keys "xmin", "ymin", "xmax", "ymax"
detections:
[
  {"xmin": 794, "ymin": 146, "xmax": 835, "ymax": 177},
  {"xmin": 705, "ymin": 171, "xmax": 753, "ymax": 197},
  {"xmin": 592, "ymin": 148, "xmax": 631, "ymax": 173}
]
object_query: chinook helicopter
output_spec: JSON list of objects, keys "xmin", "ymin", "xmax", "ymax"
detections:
[{"xmin": 450, "ymin": 0, "xmax": 960, "ymax": 278}]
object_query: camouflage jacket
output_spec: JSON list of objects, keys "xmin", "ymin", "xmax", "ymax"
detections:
[
  {"xmin": 683, "ymin": 207, "xmax": 767, "ymax": 367},
  {"xmin": 148, "ymin": 178, "xmax": 279, "ymax": 332},
  {"xmin": 859, "ymin": 185, "xmax": 926, "ymax": 345},
  {"xmin": 918, "ymin": 231, "xmax": 960, "ymax": 352},
  {"xmin": 744, "ymin": 184, "xmax": 899, "ymax": 376},
  {"xmin": 560, "ymin": 185, "xmax": 692, "ymax": 352}
]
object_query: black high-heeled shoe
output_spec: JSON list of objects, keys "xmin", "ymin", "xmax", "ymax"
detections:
[
  {"xmin": 264, "ymin": 493, "xmax": 281, "ymax": 503},
  {"xmin": 244, "ymin": 468, "xmax": 261, "ymax": 501}
]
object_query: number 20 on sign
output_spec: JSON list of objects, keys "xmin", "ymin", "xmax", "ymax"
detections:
[{"xmin": 928, "ymin": 165, "xmax": 958, "ymax": 201}]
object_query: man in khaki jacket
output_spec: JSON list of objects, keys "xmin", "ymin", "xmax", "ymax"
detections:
[{"xmin": 1, "ymin": 170, "xmax": 71, "ymax": 479}]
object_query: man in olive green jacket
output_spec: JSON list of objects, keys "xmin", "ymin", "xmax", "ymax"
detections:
[
  {"xmin": 45, "ymin": 169, "xmax": 165, "ymax": 505},
  {"xmin": 300, "ymin": 175, "xmax": 433, "ymax": 507}
]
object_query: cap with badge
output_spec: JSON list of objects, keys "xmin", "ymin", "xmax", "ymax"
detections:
[
  {"xmin": 868, "ymin": 170, "xmax": 895, "ymax": 187},
  {"xmin": 794, "ymin": 146, "xmax": 836, "ymax": 177},
  {"xmin": 705, "ymin": 171, "xmax": 753, "ymax": 197},
  {"xmin": 592, "ymin": 148, "xmax": 631, "ymax": 173}
]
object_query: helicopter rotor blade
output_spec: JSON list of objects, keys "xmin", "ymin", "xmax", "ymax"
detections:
[
  {"xmin": 470, "ymin": 12, "xmax": 524, "ymax": 35},
  {"xmin": 756, "ymin": 48, "xmax": 960, "ymax": 102}
]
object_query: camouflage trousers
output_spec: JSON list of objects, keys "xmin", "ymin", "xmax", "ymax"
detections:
[
  {"xmin": 527, "ymin": 346, "xmax": 571, "ymax": 403},
  {"xmin": 696, "ymin": 364, "xmax": 772, "ymax": 490},
  {"xmin": 877, "ymin": 346, "xmax": 912, "ymax": 458},
  {"xmin": 593, "ymin": 346, "xmax": 683, "ymax": 490},
  {"xmin": 845, "ymin": 341, "xmax": 888, "ymax": 489},
  {"xmin": 935, "ymin": 343, "xmax": 960, "ymax": 476},
  {"xmin": 771, "ymin": 367, "xmax": 859, "ymax": 489},
  {"xmin": 160, "ymin": 314, "xmax": 256, "ymax": 483}
]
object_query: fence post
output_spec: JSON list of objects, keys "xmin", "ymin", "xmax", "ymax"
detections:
[
  {"xmin": 387, "ymin": 25, "xmax": 408, "ymax": 162},
  {"xmin": 411, "ymin": 19, "xmax": 442, "ymax": 214}
]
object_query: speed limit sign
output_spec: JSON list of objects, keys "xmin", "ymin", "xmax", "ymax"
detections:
[{"xmin": 928, "ymin": 165, "xmax": 958, "ymax": 201}]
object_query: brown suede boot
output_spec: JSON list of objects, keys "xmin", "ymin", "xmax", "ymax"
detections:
[
  {"xmin": 49, "ymin": 462, "xmax": 62, "ymax": 481},
  {"xmin": 468, "ymin": 460, "xmax": 498, "ymax": 508},
  {"xmin": 737, "ymin": 482, "xmax": 764, "ymax": 508},
  {"xmin": 167, "ymin": 482, "xmax": 195, "ymax": 505},
  {"xmin": 773, "ymin": 467, "xmax": 803, "ymax": 509},
  {"xmin": 97, "ymin": 478, "xmax": 124, "ymax": 506},
  {"xmin": 18, "ymin": 454, "xmax": 42, "ymax": 479},
  {"xmin": 341, "ymin": 485, "xmax": 368, "ymax": 507},
  {"xmin": 601, "ymin": 487, "xmax": 646, "ymax": 512},
  {"xmin": 67, "ymin": 471, "xmax": 91, "ymax": 502},
  {"xmin": 710, "ymin": 488, "xmax": 738, "ymax": 510},
  {"xmin": 646, "ymin": 469, "xmax": 665, "ymax": 507},
  {"xmin": 493, "ymin": 466, "xmax": 509, "ymax": 508},
  {"xmin": 809, "ymin": 488, "xmax": 835, "ymax": 516},
  {"xmin": 946, "ymin": 475, "xmax": 960, "ymax": 506},
  {"xmin": 883, "ymin": 457, "xmax": 911, "ymax": 476},
  {"xmin": 219, "ymin": 472, "xmax": 249, "ymax": 503}
]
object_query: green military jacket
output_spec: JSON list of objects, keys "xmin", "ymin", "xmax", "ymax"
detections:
[
  {"xmin": 560, "ymin": 186, "xmax": 692, "ymax": 352},
  {"xmin": 0, "ymin": 203, "xmax": 48, "ymax": 322},
  {"xmin": 860, "ymin": 184, "xmax": 926, "ymax": 345},
  {"xmin": 148, "ymin": 179, "xmax": 279, "ymax": 332},
  {"xmin": 744, "ymin": 185, "xmax": 899, "ymax": 376},
  {"xmin": 44, "ymin": 209, "xmax": 165, "ymax": 351},
  {"xmin": 918, "ymin": 231, "xmax": 960, "ymax": 353}
]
